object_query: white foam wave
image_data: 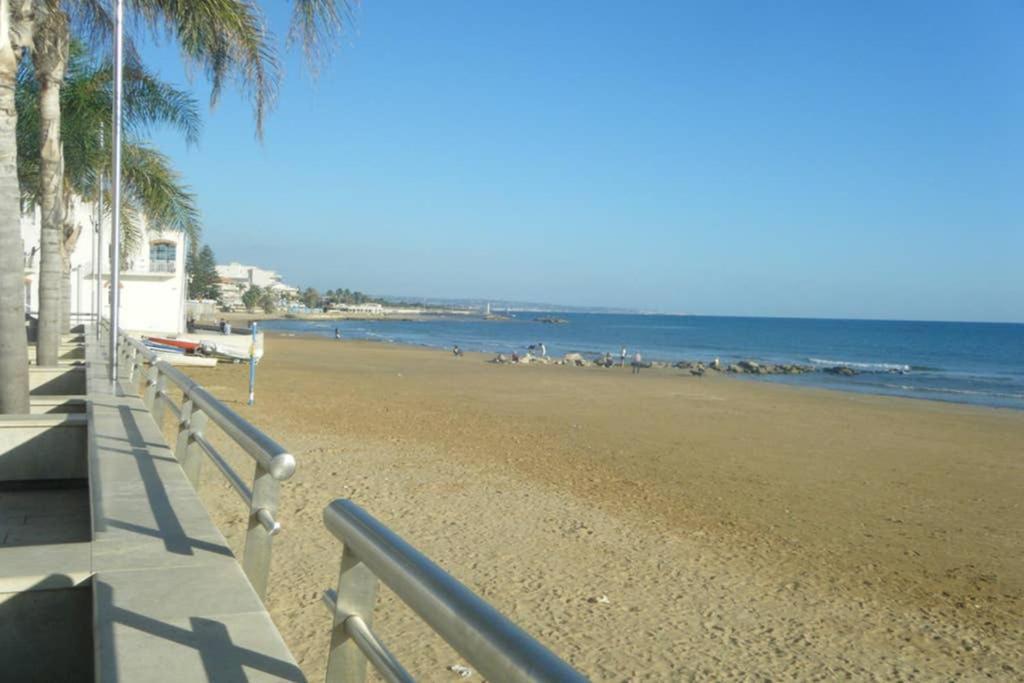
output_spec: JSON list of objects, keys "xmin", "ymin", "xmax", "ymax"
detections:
[{"xmin": 808, "ymin": 357, "xmax": 910, "ymax": 372}]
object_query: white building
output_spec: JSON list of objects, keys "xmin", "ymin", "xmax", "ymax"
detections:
[
  {"xmin": 338, "ymin": 303, "xmax": 384, "ymax": 315},
  {"xmin": 215, "ymin": 262, "xmax": 298, "ymax": 310},
  {"xmin": 21, "ymin": 199, "xmax": 189, "ymax": 336}
]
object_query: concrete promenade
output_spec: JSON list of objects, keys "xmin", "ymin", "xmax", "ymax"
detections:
[{"xmin": 0, "ymin": 329, "xmax": 303, "ymax": 681}]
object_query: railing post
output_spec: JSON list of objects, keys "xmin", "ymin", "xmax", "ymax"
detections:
[
  {"xmin": 127, "ymin": 345, "xmax": 137, "ymax": 383},
  {"xmin": 132, "ymin": 351, "xmax": 145, "ymax": 395},
  {"xmin": 174, "ymin": 397, "xmax": 194, "ymax": 463},
  {"xmin": 243, "ymin": 463, "xmax": 280, "ymax": 600},
  {"xmin": 143, "ymin": 364, "xmax": 159, "ymax": 410},
  {"xmin": 151, "ymin": 370, "xmax": 168, "ymax": 428},
  {"xmin": 325, "ymin": 546, "xmax": 379, "ymax": 683},
  {"xmin": 180, "ymin": 408, "xmax": 207, "ymax": 488}
]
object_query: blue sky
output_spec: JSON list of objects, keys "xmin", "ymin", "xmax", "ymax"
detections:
[{"xmin": 141, "ymin": 1, "xmax": 1022, "ymax": 322}]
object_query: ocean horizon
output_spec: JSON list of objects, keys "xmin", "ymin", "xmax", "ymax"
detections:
[{"xmin": 259, "ymin": 313, "xmax": 1024, "ymax": 411}]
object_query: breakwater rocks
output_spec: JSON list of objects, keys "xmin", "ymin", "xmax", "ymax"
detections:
[{"xmin": 490, "ymin": 352, "xmax": 865, "ymax": 377}]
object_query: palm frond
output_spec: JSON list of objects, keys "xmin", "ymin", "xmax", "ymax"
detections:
[
  {"xmin": 120, "ymin": 142, "xmax": 201, "ymax": 243},
  {"xmin": 287, "ymin": 0, "xmax": 358, "ymax": 71},
  {"xmin": 131, "ymin": 0, "xmax": 280, "ymax": 138}
]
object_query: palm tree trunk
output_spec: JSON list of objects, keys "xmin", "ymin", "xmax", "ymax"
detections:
[
  {"xmin": 60, "ymin": 211, "xmax": 81, "ymax": 333},
  {"xmin": 33, "ymin": 9, "xmax": 68, "ymax": 365},
  {"xmin": 0, "ymin": 0, "xmax": 30, "ymax": 412},
  {"xmin": 60, "ymin": 259, "xmax": 70, "ymax": 331}
]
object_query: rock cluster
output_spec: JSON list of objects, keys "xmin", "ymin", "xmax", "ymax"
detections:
[
  {"xmin": 488, "ymin": 351, "xmax": 860, "ymax": 377},
  {"xmin": 721, "ymin": 360, "xmax": 816, "ymax": 375}
]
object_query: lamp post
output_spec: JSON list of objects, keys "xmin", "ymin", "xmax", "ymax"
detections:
[
  {"xmin": 95, "ymin": 132, "xmax": 103, "ymax": 339},
  {"xmin": 108, "ymin": 0, "xmax": 124, "ymax": 382}
]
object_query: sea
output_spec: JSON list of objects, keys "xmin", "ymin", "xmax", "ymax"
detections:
[{"xmin": 259, "ymin": 314, "xmax": 1024, "ymax": 410}]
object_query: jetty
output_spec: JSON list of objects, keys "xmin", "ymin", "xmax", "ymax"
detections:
[{"xmin": 0, "ymin": 320, "xmax": 586, "ymax": 681}]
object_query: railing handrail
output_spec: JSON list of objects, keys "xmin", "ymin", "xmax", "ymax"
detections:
[
  {"xmin": 120, "ymin": 334, "xmax": 294, "ymax": 481},
  {"xmin": 323, "ymin": 499, "xmax": 587, "ymax": 683},
  {"xmin": 100, "ymin": 318, "xmax": 291, "ymax": 599}
]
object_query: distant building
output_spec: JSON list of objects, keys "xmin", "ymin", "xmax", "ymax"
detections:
[
  {"xmin": 22, "ymin": 200, "xmax": 188, "ymax": 335},
  {"xmin": 215, "ymin": 262, "xmax": 299, "ymax": 310}
]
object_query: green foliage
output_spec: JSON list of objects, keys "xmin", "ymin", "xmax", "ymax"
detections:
[
  {"xmin": 260, "ymin": 291, "xmax": 277, "ymax": 314},
  {"xmin": 17, "ymin": 42, "xmax": 202, "ymax": 256},
  {"xmin": 302, "ymin": 287, "xmax": 320, "ymax": 309},
  {"xmin": 242, "ymin": 285, "xmax": 264, "ymax": 313},
  {"xmin": 320, "ymin": 287, "xmax": 386, "ymax": 306},
  {"xmin": 187, "ymin": 244, "xmax": 221, "ymax": 301}
]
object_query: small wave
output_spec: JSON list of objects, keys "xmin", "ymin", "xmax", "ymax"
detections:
[
  {"xmin": 876, "ymin": 383, "xmax": 1024, "ymax": 400},
  {"xmin": 808, "ymin": 357, "xmax": 910, "ymax": 372}
]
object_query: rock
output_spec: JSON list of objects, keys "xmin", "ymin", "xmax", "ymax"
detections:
[
  {"xmin": 738, "ymin": 360, "xmax": 760, "ymax": 373},
  {"xmin": 690, "ymin": 367, "xmax": 705, "ymax": 376},
  {"xmin": 710, "ymin": 357, "xmax": 721, "ymax": 371},
  {"xmin": 727, "ymin": 364, "xmax": 742, "ymax": 373},
  {"xmin": 563, "ymin": 352, "xmax": 589, "ymax": 367},
  {"xmin": 823, "ymin": 365, "xmax": 858, "ymax": 376}
]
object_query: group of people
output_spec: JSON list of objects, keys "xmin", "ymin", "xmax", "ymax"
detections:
[{"xmin": 617, "ymin": 346, "xmax": 644, "ymax": 372}]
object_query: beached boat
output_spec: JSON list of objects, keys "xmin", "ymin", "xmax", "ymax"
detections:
[
  {"xmin": 199, "ymin": 341, "xmax": 252, "ymax": 362},
  {"xmin": 146, "ymin": 336, "xmax": 201, "ymax": 352},
  {"xmin": 143, "ymin": 340, "xmax": 185, "ymax": 354},
  {"xmin": 154, "ymin": 352, "xmax": 218, "ymax": 367},
  {"xmin": 191, "ymin": 322, "xmax": 254, "ymax": 336}
]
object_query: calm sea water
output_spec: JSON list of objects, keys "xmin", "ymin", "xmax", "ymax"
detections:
[{"xmin": 260, "ymin": 314, "xmax": 1024, "ymax": 410}]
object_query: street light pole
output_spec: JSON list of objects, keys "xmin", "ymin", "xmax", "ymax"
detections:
[
  {"xmin": 108, "ymin": 0, "xmax": 124, "ymax": 382},
  {"xmin": 95, "ymin": 143, "xmax": 103, "ymax": 339}
]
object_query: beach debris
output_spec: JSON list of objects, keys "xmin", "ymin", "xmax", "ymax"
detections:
[
  {"xmin": 448, "ymin": 664, "xmax": 474, "ymax": 678},
  {"xmin": 587, "ymin": 595, "xmax": 611, "ymax": 604}
]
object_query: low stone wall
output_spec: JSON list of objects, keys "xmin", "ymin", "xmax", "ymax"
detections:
[{"xmin": 0, "ymin": 415, "xmax": 88, "ymax": 482}]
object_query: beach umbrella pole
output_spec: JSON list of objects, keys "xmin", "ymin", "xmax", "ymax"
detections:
[{"xmin": 248, "ymin": 322, "xmax": 258, "ymax": 405}]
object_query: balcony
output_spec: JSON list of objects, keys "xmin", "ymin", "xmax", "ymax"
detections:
[{"xmin": 149, "ymin": 260, "xmax": 176, "ymax": 274}]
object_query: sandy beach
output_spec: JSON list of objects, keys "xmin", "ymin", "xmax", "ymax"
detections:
[{"xmin": 172, "ymin": 334, "xmax": 1024, "ymax": 680}]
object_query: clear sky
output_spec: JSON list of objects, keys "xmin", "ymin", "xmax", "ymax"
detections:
[{"xmin": 141, "ymin": 1, "xmax": 1022, "ymax": 322}]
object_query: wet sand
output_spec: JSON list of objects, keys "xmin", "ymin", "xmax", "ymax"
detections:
[{"xmin": 177, "ymin": 334, "xmax": 1024, "ymax": 680}]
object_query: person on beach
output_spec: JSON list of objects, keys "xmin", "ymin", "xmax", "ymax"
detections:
[
  {"xmin": 632, "ymin": 351, "xmax": 643, "ymax": 374},
  {"xmin": 620, "ymin": 346, "xmax": 627, "ymax": 367},
  {"xmin": 540, "ymin": 342, "xmax": 546, "ymax": 357},
  {"xmin": 511, "ymin": 351, "xmax": 520, "ymax": 363},
  {"xmin": 452, "ymin": 345, "xmax": 463, "ymax": 357},
  {"xmin": 334, "ymin": 327, "xmax": 341, "ymax": 340}
]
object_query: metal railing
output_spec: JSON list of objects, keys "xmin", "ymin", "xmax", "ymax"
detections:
[
  {"xmin": 102, "ymin": 320, "xmax": 294, "ymax": 599},
  {"xmin": 149, "ymin": 260, "xmax": 176, "ymax": 273},
  {"xmin": 321, "ymin": 499, "xmax": 587, "ymax": 683}
]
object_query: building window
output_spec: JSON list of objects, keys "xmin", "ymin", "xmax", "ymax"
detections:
[{"xmin": 150, "ymin": 241, "xmax": 176, "ymax": 273}]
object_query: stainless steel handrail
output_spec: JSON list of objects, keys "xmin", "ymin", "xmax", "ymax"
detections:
[
  {"xmin": 322, "ymin": 499, "xmax": 587, "ymax": 683},
  {"xmin": 100, "ymin": 319, "xmax": 291, "ymax": 598}
]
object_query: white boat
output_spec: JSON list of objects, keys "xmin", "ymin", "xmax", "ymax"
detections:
[{"xmin": 155, "ymin": 352, "xmax": 218, "ymax": 367}]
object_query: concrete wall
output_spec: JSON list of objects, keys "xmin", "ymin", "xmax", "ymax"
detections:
[
  {"xmin": 0, "ymin": 416, "xmax": 88, "ymax": 481},
  {"xmin": 29, "ymin": 367, "xmax": 87, "ymax": 396},
  {"xmin": 0, "ymin": 582, "xmax": 94, "ymax": 680}
]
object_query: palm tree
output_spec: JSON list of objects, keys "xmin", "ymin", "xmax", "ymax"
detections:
[
  {"xmin": 1, "ymin": 0, "xmax": 354, "ymax": 412},
  {"xmin": 18, "ymin": 42, "xmax": 202, "ymax": 332},
  {"xmin": 0, "ymin": 0, "xmax": 35, "ymax": 413}
]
